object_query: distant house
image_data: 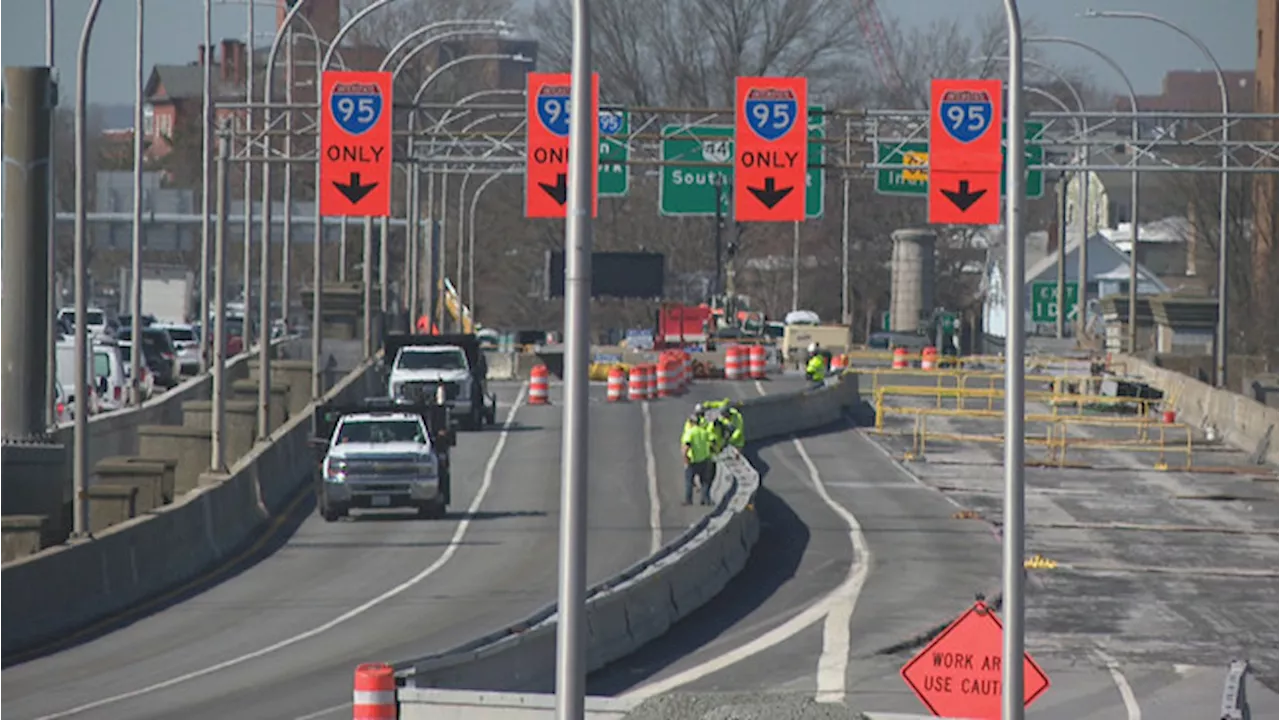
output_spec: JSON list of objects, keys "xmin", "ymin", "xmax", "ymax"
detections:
[
  {"xmin": 981, "ymin": 232, "xmax": 1169, "ymax": 340},
  {"xmin": 143, "ymin": 42, "xmax": 245, "ymax": 161}
]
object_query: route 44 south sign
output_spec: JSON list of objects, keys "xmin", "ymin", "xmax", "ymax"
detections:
[{"xmin": 319, "ymin": 70, "xmax": 392, "ymax": 217}]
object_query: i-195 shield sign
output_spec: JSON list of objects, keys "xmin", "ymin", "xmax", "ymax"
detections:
[
  {"xmin": 743, "ymin": 87, "xmax": 798, "ymax": 142},
  {"xmin": 536, "ymin": 84, "xmax": 572, "ymax": 138},
  {"xmin": 938, "ymin": 88, "xmax": 994, "ymax": 145},
  {"xmin": 330, "ymin": 82, "xmax": 384, "ymax": 136}
]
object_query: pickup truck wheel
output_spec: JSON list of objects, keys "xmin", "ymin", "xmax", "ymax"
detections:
[{"xmin": 321, "ymin": 503, "xmax": 347, "ymax": 522}]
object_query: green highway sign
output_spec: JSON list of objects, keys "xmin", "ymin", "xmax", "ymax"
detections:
[
  {"xmin": 659, "ymin": 106, "xmax": 825, "ymax": 217},
  {"xmin": 1030, "ymin": 281, "xmax": 1079, "ymax": 324},
  {"xmin": 599, "ymin": 107, "xmax": 629, "ymax": 197},
  {"xmin": 875, "ymin": 121, "xmax": 1045, "ymax": 199}
]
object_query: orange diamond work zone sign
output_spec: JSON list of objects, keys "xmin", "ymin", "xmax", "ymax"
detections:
[{"xmin": 900, "ymin": 601, "xmax": 1051, "ymax": 719}]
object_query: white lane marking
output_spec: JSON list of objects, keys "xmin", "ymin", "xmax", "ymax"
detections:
[
  {"xmin": 1097, "ymin": 649, "xmax": 1142, "ymax": 720},
  {"xmin": 35, "ymin": 385, "xmax": 530, "ymax": 720},
  {"xmin": 292, "ymin": 702, "xmax": 350, "ymax": 720},
  {"xmin": 793, "ymin": 437, "xmax": 870, "ymax": 704},
  {"xmin": 642, "ymin": 400, "xmax": 663, "ymax": 555},
  {"xmin": 620, "ymin": 380, "xmax": 871, "ymax": 702}
]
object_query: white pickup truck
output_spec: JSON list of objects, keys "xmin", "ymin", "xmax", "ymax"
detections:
[{"xmin": 385, "ymin": 334, "xmax": 497, "ymax": 430}]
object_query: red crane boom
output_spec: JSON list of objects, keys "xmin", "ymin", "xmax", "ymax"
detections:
[{"xmin": 851, "ymin": 0, "xmax": 905, "ymax": 93}]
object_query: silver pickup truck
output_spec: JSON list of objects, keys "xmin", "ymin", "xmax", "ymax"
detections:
[{"xmin": 313, "ymin": 399, "xmax": 455, "ymax": 521}]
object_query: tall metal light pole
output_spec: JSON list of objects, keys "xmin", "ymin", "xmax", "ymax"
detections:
[
  {"xmin": 558, "ymin": 0, "xmax": 593, "ymax": 717},
  {"xmin": 129, "ymin": 0, "xmax": 146, "ymax": 404},
  {"xmin": 468, "ymin": 171, "xmax": 518, "ymax": 318},
  {"xmin": 999, "ymin": 2, "xmax": 1028, "ymax": 719},
  {"xmin": 840, "ymin": 127, "xmax": 852, "ymax": 326},
  {"xmin": 1027, "ymin": 36, "xmax": 1141, "ymax": 348},
  {"xmin": 1086, "ymin": 9, "xmax": 1230, "ymax": 383},
  {"xmin": 200, "ymin": 0, "xmax": 213, "ymax": 371},
  {"xmin": 790, "ymin": 221, "xmax": 801, "ymax": 311},
  {"xmin": 73, "ymin": 0, "xmax": 106, "ymax": 539},
  {"xmin": 46, "ymin": 0, "xmax": 58, "ymax": 427},
  {"xmin": 242, "ymin": 0, "xmax": 256, "ymax": 347}
]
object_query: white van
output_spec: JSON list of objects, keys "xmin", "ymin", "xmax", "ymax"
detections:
[
  {"xmin": 56, "ymin": 339, "xmax": 128, "ymax": 411},
  {"xmin": 58, "ymin": 306, "xmax": 111, "ymax": 339}
]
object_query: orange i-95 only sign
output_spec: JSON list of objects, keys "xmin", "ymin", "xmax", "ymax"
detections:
[
  {"xmin": 319, "ymin": 70, "xmax": 393, "ymax": 218},
  {"xmin": 733, "ymin": 75, "xmax": 808, "ymax": 223},
  {"xmin": 525, "ymin": 72, "xmax": 599, "ymax": 219}
]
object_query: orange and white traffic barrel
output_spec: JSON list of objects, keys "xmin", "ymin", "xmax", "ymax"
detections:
[
  {"xmin": 830, "ymin": 352, "xmax": 847, "ymax": 373},
  {"xmin": 747, "ymin": 344, "xmax": 766, "ymax": 379},
  {"xmin": 606, "ymin": 367, "xmax": 626, "ymax": 402},
  {"xmin": 921, "ymin": 346, "xmax": 938, "ymax": 371},
  {"xmin": 529, "ymin": 364, "xmax": 550, "ymax": 405},
  {"xmin": 891, "ymin": 347, "xmax": 909, "ymax": 370},
  {"xmin": 353, "ymin": 663, "xmax": 396, "ymax": 720},
  {"xmin": 642, "ymin": 364, "xmax": 657, "ymax": 399},
  {"xmin": 725, "ymin": 345, "xmax": 744, "ymax": 381},
  {"xmin": 628, "ymin": 365, "xmax": 645, "ymax": 401},
  {"xmin": 657, "ymin": 359, "xmax": 676, "ymax": 397}
]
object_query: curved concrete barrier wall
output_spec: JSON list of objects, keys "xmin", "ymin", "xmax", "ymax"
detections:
[
  {"xmin": 1117, "ymin": 353, "xmax": 1278, "ymax": 466},
  {"xmin": 395, "ymin": 374, "xmax": 861, "ymax": 692},
  {"xmin": 1, "ymin": 351, "xmax": 381, "ymax": 658}
]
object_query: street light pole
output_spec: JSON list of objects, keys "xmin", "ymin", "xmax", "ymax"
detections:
[
  {"xmin": 467, "ymin": 171, "xmax": 515, "ymax": 321},
  {"xmin": 73, "ymin": 0, "xmax": 106, "ymax": 539},
  {"xmin": 557, "ymin": 0, "xmax": 593, "ymax": 717},
  {"xmin": 1086, "ymin": 10, "xmax": 1230, "ymax": 382},
  {"xmin": 1029, "ymin": 35, "xmax": 1141, "ymax": 352},
  {"xmin": 200, "ymin": 0, "xmax": 213, "ymax": 372},
  {"xmin": 45, "ymin": 0, "xmax": 58, "ymax": 427},
  {"xmin": 1000, "ymin": 3, "xmax": 1027, "ymax": 720},
  {"xmin": 242, "ymin": 0, "xmax": 256, "ymax": 347},
  {"xmin": 129, "ymin": 0, "xmax": 146, "ymax": 404}
]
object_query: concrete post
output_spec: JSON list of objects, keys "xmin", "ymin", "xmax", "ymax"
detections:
[
  {"xmin": 888, "ymin": 228, "xmax": 936, "ymax": 334},
  {"xmin": 2, "ymin": 67, "xmax": 56, "ymax": 437}
]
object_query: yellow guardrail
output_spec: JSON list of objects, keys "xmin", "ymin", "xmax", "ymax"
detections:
[
  {"xmin": 838, "ymin": 350, "xmax": 1124, "ymax": 375},
  {"xmin": 877, "ymin": 405, "xmax": 1179, "ymax": 444},
  {"xmin": 900, "ymin": 413, "xmax": 1193, "ymax": 470},
  {"xmin": 851, "ymin": 367, "xmax": 1106, "ymax": 398},
  {"xmin": 872, "ymin": 384, "xmax": 1158, "ymax": 425}
]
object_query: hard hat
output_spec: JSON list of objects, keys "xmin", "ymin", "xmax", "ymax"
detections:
[
  {"xmin": 807, "ymin": 342, "xmax": 819, "ymax": 353},
  {"xmin": 694, "ymin": 402, "xmax": 705, "ymax": 413}
]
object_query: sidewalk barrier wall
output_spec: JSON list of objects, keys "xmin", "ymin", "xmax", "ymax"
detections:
[
  {"xmin": 393, "ymin": 374, "xmax": 862, "ymax": 692},
  {"xmin": 1117, "ymin": 353, "xmax": 1278, "ymax": 466},
  {"xmin": 1, "ymin": 352, "xmax": 384, "ymax": 657}
]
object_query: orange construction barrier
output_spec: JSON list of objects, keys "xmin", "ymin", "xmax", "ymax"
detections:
[
  {"xmin": 920, "ymin": 346, "xmax": 938, "ymax": 371},
  {"xmin": 606, "ymin": 367, "xmax": 626, "ymax": 402},
  {"xmin": 628, "ymin": 365, "xmax": 645, "ymax": 401},
  {"xmin": 829, "ymin": 352, "xmax": 847, "ymax": 373},
  {"xmin": 353, "ymin": 663, "xmax": 397, "ymax": 720},
  {"xmin": 725, "ymin": 345, "xmax": 745, "ymax": 381},
  {"xmin": 529, "ymin": 364, "xmax": 550, "ymax": 405},
  {"xmin": 748, "ymin": 344, "xmax": 767, "ymax": 379},
  {"xmin": 657, "ymin": 359, "xmax": 676, "ymax": 397},
  {"xmin": 681, "ymin": 352, "xmax": 692, "ymax": 388},
  {"xmin": 642, "ymin": 363, "xmax": 657, "ymax": 399},
  {"xmin": 892, "ymin": 347, "xmax": 909, "ymax": 369}
]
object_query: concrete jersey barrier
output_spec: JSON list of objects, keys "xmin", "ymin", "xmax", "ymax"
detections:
[
  {"xmin": 0, "ymin": 352, "xmax": 382, "ymax": 658},
  {"xmin": 394, "ymin": 374, "xmax": 862, "ymax": 692},
  {"xmin": 1117, "ymin": 353, "xmax": 1279, "ymax": 466}
]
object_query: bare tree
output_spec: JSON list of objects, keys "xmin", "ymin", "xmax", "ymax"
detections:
[{"xmin": 529, "ymin": 0, "xmax": 861, "ymax": 107}]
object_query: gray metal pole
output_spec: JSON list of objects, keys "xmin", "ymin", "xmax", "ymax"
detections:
[
  {"xmin": 212, "ymin": 137, "xmax": 230, "ymax": 471},
  {"xmin": 200, "ymin": 0, "xmax": 213, "ymax": 372},
  {"xmin": 1128, "ymin": 117, "xmax": 1141, "ymax": 353},
  {"xmin": 242, "ymin": 0, "xmax": 256, "ymax": 348},
  {"xmin": 73, "ymin": 0, "xmax": 105, "ymax": 539},
  {"xmin": 339, "ymin": 218, "xmax": 348, "ymax": 282},
  {"xmin": 2, "ymin": 67, "xmax": 54, "ymax": 437},
  {"xmin": 1086, "ymin": 11, "xmax": 1231, "ymax": 384},
  {"xmin": 1055, "ymin": 175, "xmax": 1065, "ymax": 338},
  {"xmin": 556, "ymin": 0, "xmax": 593, "ymax": 716},
  {"xmin": 426, "ymin": 169, "xmax": 438, "ymax": 331},
  {"xmin": 409, "ymin": 164, "xmax": 420, "ymax": 320},
  {"xmin": 840, "ymin": 127, "xmax": 852, "ymax": 326},
  {"xmin": 438, "ymin": 172, "xmax": 449, "ymax": 331},
  {"xmin": 381, "ymin": 214, "xmax": 390, "ymax": 315},
  {"xmin": 468, "ymin": 171, "xmax": 509, "ymax": 322},
  {"xmin": 129, "ymin": 0, "xmax": 146, "ymax": 405},
  {"xmin": 363, "ymin": 217, "xmax": 374, "ymax": 355},
  {"xmin": 1001, "ymin": 2, "xmax": 1028, "ymax": 718},
  {"xmin": 310, "ymin": 206, "xmax": 324, "ymax": 399},
  {"xmin": 282, "ymin": 26, "xmax": 295, "ymax": 329},
  {"xmin": 457, "ymin": 172, "xmax": 470, "ymax": 321},
  {"xmin": 257, "ymin": 132, "xmax": 273, "ymax": 440},
  {"xmin": 46, "ymin": 0, "xmax": 59, "ymax": 428},
  {"xmin": 791, "ymin": 221, "xmax": 800, "ymax": 311}
]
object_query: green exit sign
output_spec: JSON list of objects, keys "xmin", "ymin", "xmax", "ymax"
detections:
[{"xmin": 1030, "ymin": 281, "xmax": 1079, "ymax": 324}]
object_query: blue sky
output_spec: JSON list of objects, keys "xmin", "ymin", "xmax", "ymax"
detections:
[{"xmin": 1, "ymin": 0, "xmax": 1260, "ymax": 107}]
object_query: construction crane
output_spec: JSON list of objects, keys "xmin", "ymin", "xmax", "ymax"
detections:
[{"xmin": 851, "ymin": 0, "xmax": 907, "ymax": 96}]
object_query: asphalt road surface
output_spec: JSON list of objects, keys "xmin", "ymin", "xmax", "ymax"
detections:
[
  {"xmin": 590, "ymin": 372, "xmax": 1279, "ymax": 720},
  {"xmin": 4, "ymin": 380, "xmax": 734, "ymax": 720}
]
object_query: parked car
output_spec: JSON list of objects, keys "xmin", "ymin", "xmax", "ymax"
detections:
[
  {"xmin": 154, "ymin": 322, "xmax": 201, "ymax": 376},
  {"xmin": 116, "ymin": 326, "xmax": 180, "ymax": 388},
  {"xmin": 58, "ymin": 306, "xmax": 112, "ymax": 339},
  {"xmin": 117, "ymin": 341, "xmax": 156, "ymax": 402},
  {"xmin": 55, "ymin": 338, "xmax": 109, "ymax": 416}
]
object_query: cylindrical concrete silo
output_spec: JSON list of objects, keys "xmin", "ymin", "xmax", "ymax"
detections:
[{"xmin": 889, "ymin": 228, "xmax": 936, "ymax": 333}]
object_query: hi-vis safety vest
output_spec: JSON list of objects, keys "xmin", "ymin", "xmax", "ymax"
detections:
[{"xmin": 806, "ymin": 354, "xmax": 826, "ymax": 382}]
